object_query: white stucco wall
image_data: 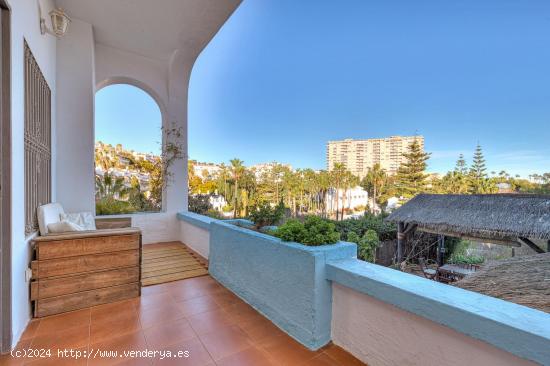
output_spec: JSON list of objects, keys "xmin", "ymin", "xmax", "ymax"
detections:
[
  {"xmin": 55, "ymin": 17, "xmax": 95, "ymax": 213},
  {"xmin": 179, "ymin": 221, "xmax": 210, "ymax": 259},
  {"xmin": 331, "ymin": 284, "xmax": 536, "ymax": 366},
  {"xmin": 130, "ymin": 213, "xmax": 179, "ymax": 244},
  {"xmin": 8, "ymin": 0, "xmax": 57, "ymax": 347},
  {"xmin": 94, "ymin": 44, "xmax": 188, "ymax": 214},
  {"xmin": 95, "ymin": 44, "xmax": 168, "ymax": 111},
  {"xmin": 165, "ymin": 50, "xmax": 191, "ymax": 214}
]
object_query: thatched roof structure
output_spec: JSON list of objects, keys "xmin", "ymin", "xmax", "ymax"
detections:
[
  {"xmin": 455, "ymin": 253, "xmax": 550, "ymax": 313},
  {"xmin": 387, "ymin": 194, "xmax": 550, "ymax": 242}
]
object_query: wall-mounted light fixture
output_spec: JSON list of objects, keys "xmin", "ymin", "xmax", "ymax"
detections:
[{"xmin": 39, "ymin": 4, "xmax": 71, "ymax": 38}]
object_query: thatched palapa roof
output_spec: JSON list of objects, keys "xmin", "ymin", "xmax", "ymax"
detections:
[
  {"xmin": 387, "ymin": 194, "xmax": 550, "ymax": 241},
  {"xmin": 455, "ymin": 253, "xmax": 550, "ymax": 313}
]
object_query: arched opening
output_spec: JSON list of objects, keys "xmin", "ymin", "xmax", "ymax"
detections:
[{"xmin": 94, "ymin": 83, "xmax": 163, "ymax": 215}]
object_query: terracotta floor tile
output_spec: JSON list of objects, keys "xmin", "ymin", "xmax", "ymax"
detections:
[
  {"xmin": 215, "ymin": 345, "xmax": 277, "ymax": 366},
  {"xmin": 186, "ymin": 308, "xmax": 235, "ymax": 335},
  {"xmin": 210, "ymin": 291, "xmax": 243, "ymax": 308},
  {"xmin": 151, "ymin": 337, "xmax": 214, "ymax": 366},
  {"xmin": 12, "ymin": 273, "xmax": 363, "ymax": 366},
  {"xmin": 90, "ymin": 311, "xmax": 142, "ymax": 344},
  {"xmin": 138, "ymin": 302, "xmax": 185, "ymax": 329},
  {"xmin": 89, "ymin": 330, "xmax": 148, "ymax": 366},
  {"xmin": 300, "ymin": 353, "xmax": 340, "ymax": 366},
  {"xmin": 200, "ymin": 282, "xmax": 225, "ymax": 294},
  {"xmin": 134, "ymin": 292, "xmax": 175, "ymax": 311},
  {"xmin": 238, "ymin": 314, "xmax": 287, "ymax": 342},
  {"xmin": 179, "ymin": 276, "xmax": 215, "ymax": 287},
  {"xmin": 112, "ymin": 357, "xmax": 153, "ymax": 365},
  {"xmin": 198, "ymin": 324, "xmax": 252, "ymax": 360},
  {"xmin": 0, "ymin": 353, "xmax": 25, "ymax": 366},
  {"xmin": 31, "ymin": 324, "xmax": 90, "ymax": 351},
  {"xmin": 24, "ymin": 346, "xmax": 88, "ymax": 366},
  {"xmin": 143, "ymin": 318, "xmax": 196, "ymax": 349},
  {"xmin": 258, "ymin": 333, "xmax": 320, "ymax": 366},
  {"xmin": 1, "ymin": 339, "xmax": 32, "ymax": 365},
  {"xmin": 175, "ymin": 295, "xmax": 219, "ymax": 317},
  {"xmin": 91, "ymin": 299, "xmax": 137, "ymax": 323},
  {"xmin": 323, "ymin": 344, "xmax": 365, "ymax": 366},
  {"xmin": 20, "ymin": 320, "xmax": 40, "ymax": 340},
  {"xmin": 168, "ymin": 286, "xmax": 207, "ymax": 302},
  {"xmin": 167, "ymin": 279, "xmax": 216, "ymax": 301},
  {"xmin": 141, "ymin": 284, "xmax": 170, "ymax": 297},
  {"xmin": 223, "ymin": 302, "xmax": 259, "ymax": 324},
  {"xmin": 34, "ymin": 309, "xmax": 90, "ymax": 336}
]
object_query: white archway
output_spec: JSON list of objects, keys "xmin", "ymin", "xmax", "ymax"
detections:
[
  {"xmin": 96, "ymin": 76, "xmax": 168, "ymax": 123},
  {"xmin": 94, "ymin": 78, "xmax": 167, "ymax": 212}
]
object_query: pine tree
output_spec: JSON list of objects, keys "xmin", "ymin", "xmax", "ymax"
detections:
[
  {"xmin": 470, "ymin": 144, "xmax": 487, "ymax": 179},
  {"xmin": 395, "ymin": 139, "xmax": 431, "ymax": 198},
  {"xmin": 469, "ymin": 144, "xmax": 496, "ymax": 194},
  {"xmin": 454, "ymin": 154, "xmax": 468, "ymax": 175}
]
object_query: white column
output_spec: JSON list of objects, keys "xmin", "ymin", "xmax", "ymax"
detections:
[
  {"xmin": 165, "ymin": 50, "xmax": 192, "ymax": 213},
  {"xmin": 55, "ymin": 18, "xmax": 96, "ymax": 213}
]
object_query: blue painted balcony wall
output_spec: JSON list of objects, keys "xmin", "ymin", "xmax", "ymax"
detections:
[{"xmin": 208, "ymin": 220, "xmax": 357, "ymax": 350}]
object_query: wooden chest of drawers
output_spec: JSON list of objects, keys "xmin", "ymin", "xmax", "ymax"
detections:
[{"xmin": 31, "ymin": 228, "xmax": 142, "ymax": 317}]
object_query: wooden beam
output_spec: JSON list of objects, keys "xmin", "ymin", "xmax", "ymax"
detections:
[
  {"xmin": 397, "ymin": 222, "xmax": 405, "ymax": 263},
  {"xmin": 518, "ymin": 237, "xmax": 545, "ymax": 254},
  {"xmin": 436, "ymin": 235, "xmax": 445, "ymax": 266},
  {"xmin": 416, "ymin": 227, "xmax": 521, "ymax": 247},
  {"xmin": 403, "ymin": 223, "xmax": 417, "ymax": 235}
]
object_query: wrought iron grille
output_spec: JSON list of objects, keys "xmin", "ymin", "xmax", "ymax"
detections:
[{"xmin": 24, "ymin": 41, "xmax": 51, "ymax": 235}]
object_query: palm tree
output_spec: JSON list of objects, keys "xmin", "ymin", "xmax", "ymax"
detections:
[
  {"xmin": 330, "ymin": 163, "xmax": 348, "ymax": 220},
  {"xmin": 362, "ymin": 163, "xmax": 387, "ymax": 213},
  {"xmin": 341, "ymin": 171, "xmax": 359, "ymax": 217},
  {"xmin": 95, "ymin": 173, "xmax": 129, "ymax": 200},
  {"xmin": 317, "ymin": 170, "xmax": 330, "ymax": 217},
  {"xmin": 229, "ymin": 159, "xmax": 245, "ymax": 218}
]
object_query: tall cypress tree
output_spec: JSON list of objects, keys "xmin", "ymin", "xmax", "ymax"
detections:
[
  {"xmin": 470, "ymin": 144, "xmax": 487, "ymax": 179},
  {"xmin": 395, "ymin": 139, "xmax": 431, "ymax": 198}
]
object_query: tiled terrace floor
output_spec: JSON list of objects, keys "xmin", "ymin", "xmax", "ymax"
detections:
[{"xmin": 1, "ymin": 275, "xmax": 365, "ymax": 366}]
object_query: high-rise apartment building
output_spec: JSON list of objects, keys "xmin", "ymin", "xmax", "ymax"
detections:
[{"xmin": 326, "ymin": 135, "xmax": 424, "ymax": 178}]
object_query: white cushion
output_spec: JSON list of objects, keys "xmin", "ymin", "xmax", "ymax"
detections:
[
  {"xmin": 37, "ymin": 203, "xmax": 65, "ymax": 236},
  {"xmin": 60, "ymin": 212, "xmax": 96, "ymax": 231},
  {"xmin": 47, "ymin": 220, "xmax": 84, "ymax": 233}
]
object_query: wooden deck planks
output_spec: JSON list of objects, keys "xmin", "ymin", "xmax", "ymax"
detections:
[{"xmin": 141, "ymin": 243, "xmax": 208, "ymax": 286}]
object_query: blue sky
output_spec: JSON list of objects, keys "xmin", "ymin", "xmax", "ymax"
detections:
[
  {"xmin": 95, "ymin": 85, "xmax": 162, "ymax": 154},
  {"xmin": 96, "ymin": 0, "xmax": 550, "ymax": 177}
]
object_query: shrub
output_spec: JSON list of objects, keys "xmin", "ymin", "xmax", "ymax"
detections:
[
  {"xmin": 205, "ymin": 209, "xmax": 222, "ymax": 219},
  {"xmin": 248, "ymin": 201, "xmax": 285, "ymax": 228},
  {"xmin": 222, "ymin": 204, "xmax": 233, "ymax": 213},
  {"xmin": 448, "ymin": 253, "xmax": 485, "ymax": 265},
  {"xmin": 346, "ymin": 229, "xmax": 380, "ymax": 262},
  {"xmin": 274, "ymin": 216, "xmax": 340, "ymax": 246},
  {"xmin": 188, "ymin": 194, "xmax": 212, "ymax": 215},
  {"xmin": 353, "ymin": 205, "xmax": 366, "ymax": 212},
  {"xmin": 333, "ymin": 212, "xmax": 396, "ymax": 242},
  {"xmin": 95, "ymin": 197, "xmax": 136, "ymax": 215}
]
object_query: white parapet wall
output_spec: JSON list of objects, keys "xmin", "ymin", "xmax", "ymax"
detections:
[
  {"xmin": 331, "ymin": 284, "xmax": 536, "ymax": 366},
  {"xmin": 96, "ymin": 212, "xmax": 180, "ymax": 244},
  {"xmin": 177, "ymin": 212, "xmax": 212, "ymax": 259},
  {"xmin": 130, "ymin": 213, "xmax": 180, "ymax": 244},
  {"xmin": 327, "ymin": 259, "xmax": 550, "ymax": 366}
]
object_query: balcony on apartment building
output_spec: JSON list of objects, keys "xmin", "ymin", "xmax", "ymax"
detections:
[{"xmin": 0, "ymin": 1, "xmax": 549, "ymax": 366}]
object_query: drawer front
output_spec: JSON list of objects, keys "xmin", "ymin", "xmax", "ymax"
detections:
[
  {"xmin": 32, "ymin": 250, "xmax": 139, "ymax": 279},
  {"xmin": 34, "ymin": 282, "xmax": 140, "ymax": 317},
  {"xmin": 37, "ymin": 234, "xmax": 140, "ymax": 260},
  {"xmin": 31, "ymin": 267, "xmax": 139, "ymax": 300}
]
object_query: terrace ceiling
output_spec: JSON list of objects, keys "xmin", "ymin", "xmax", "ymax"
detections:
[{"xmin": 54, "ymin": 0, "xmax": 242, "ymax": 61}]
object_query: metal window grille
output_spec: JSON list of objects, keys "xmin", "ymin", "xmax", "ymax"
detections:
[{"xmin": 24, "ymin": 41, "xmax": 51, "ymax": 235}]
